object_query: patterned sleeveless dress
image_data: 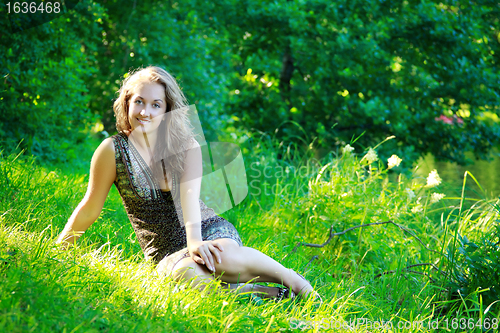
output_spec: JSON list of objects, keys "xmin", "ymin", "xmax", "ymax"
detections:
[{"xmin": 111, "ymin": 132, "xmax": 243, "ymax": 274}]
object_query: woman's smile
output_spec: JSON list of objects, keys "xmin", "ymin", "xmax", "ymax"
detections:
[{"xmin": 136, "ymin": 117, "xmax": 151, "ymax": 125}]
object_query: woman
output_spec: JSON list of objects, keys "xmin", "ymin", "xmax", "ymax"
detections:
[{"xmin": 57, "ymin": 66, "xmax": 318, "ymax": 300}]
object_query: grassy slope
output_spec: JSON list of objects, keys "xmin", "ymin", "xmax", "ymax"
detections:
[{"xmin": 0, "ymin": 134, "xmax": 499, "ymax": 332}]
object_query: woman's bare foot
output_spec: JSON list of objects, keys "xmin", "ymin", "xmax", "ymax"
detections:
[
  {"xmin": 220, "ymin": 272, "xmax": 321, "ymax": 302},
  {"xmin": 228, "ymin": 283, "xmax": 294, "ymax": 300},
  {"xmin": 288, "ymin": 269, "xmax": 321, "ymax": 301}
]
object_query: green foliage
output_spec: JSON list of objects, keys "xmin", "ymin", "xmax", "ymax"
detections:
[
  {"xmin": 197, "ymin": 0, "xmax": 500, "ymax": 164},
  {"xmin": 238, "ymin": 134, "xmax": 445, "ymax": 275},
  {"xmin": 444, "ymin": 207, "xmax": 500, "ymax": 310},
  {"xmin": 0, "ymin": 0, "xmax": 105, "ymax": 162},
  {"xmin": 234, "ymin": 132, "xmax": 500, "ymax": 319},
  {"xmin": 1, "ymin": 0, "xmax": 232, "ymax": 162},
  {"xmin": 455, "ymin": 231, "xmax": 500, "ymax": 304},
  {"xmin": 2, "ymin": 0, "xmax": 500, "ymax": 165},
  {"xmin": 85, "ymin": 0, "xmax": 232, "ymax": 138},
  {"xmin": 297, "ymin": 150, "xmax": 437, "ymax": 270}
]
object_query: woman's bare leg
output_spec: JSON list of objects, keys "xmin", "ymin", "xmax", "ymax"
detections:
[
  {"xmin": 169, "ymin": 238, "xmax": 317, "ymax": 298},
  {"xmin": 168, "ymin": 257, "xmax": 286, "ymax": 298}
]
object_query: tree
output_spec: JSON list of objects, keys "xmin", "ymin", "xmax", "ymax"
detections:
[
  {"xmin": 0, "ymin": 0, "xmax": 105, "ymax": 161},
  {"xmin": 0, "ymin": 0, "xmax": 232, "ymax": 161},
  {"xmin": 85, "ymin": 0, "xmax": 232, "ymax": 138},
  {"xmin": 3, "ymin": 0, "xmax": 499, "ymax": 165},
  {"xmin": 195, "ymin": 0, "xmax": 500, "ymax": 164}
]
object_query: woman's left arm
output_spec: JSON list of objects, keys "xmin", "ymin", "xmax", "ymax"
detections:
[{"xmin": 180, "ymin": 139, "xmax": 224, "ymax": 272}]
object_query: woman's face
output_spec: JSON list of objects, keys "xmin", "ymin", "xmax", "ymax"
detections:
[{"xmin": 127, "ymin": 82, "xmax": 167, "ymax": 134}]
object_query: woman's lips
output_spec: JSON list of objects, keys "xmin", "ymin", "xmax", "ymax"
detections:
[{"xmin": 137, "ymin": 118, "xmax": 150, "ymax": 125}]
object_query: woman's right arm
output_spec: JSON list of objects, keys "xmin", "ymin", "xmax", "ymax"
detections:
[{"xmin": 56, "ymin": 137, "xmax": 116, "ymax": 247}]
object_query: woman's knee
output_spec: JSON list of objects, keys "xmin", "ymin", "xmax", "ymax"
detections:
[
  {"xmin": 214, "ymin": 239, "xmax": 245, "ymax": 273},
  {"xmin": 171, "ymin": 257, "xmax": 201, "ymax": 282},
  {"xmin": 172, "ymin": 257, "xmax": 217, "ymax": 283}
]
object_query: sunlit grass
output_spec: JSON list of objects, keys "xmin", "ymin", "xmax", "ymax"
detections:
[{"xmin": 0, "ymin": 132, "xmax": 499, "ymax": 332}]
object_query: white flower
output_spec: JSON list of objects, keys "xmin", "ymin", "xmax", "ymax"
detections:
[
  {"xmin": 387, "ymin": 154, "xmax": 402, "ymax": 169},
  {"xmin": 362, "ymin": 148, "xmax": 378, "ymax": 163},
  {"xmin": 341, "ymin": 190, "xmax": 353, "ymax": 197},
  {"xmin": 405, "ymin": 188, "xmax": 416, "ymax": 200},
  {"xmin": 342, "ymin": 144, "xmax": 355, "ymax": 154},
  {"xmin": 411, "ymin": 204, "xmax": 423, "ymax": 213},
  {"xmin": 426, "ymin": 170, "xmax": 442, "ymax": 187},
  {"xmin": 430, "ymin": 192, "xmax": 445, "ymax": 204},
  {"xmin": 411, "ymin": 197, "xmax": 423, "ymax": 213}
]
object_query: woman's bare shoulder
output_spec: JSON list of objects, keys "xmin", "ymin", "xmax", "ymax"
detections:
[
  {"xmin": 100, "ymin": 136, "xmax": 116, "ymax": 151},
  {"xmin": 188, "ymin": 137, "xmax": 200, "ymax": 149},
  {"xmin": 88, "ymin": 137, "xmax": 117, "ymax": 186},
  {"xmin": 92, "ymin": 137, "xmax": 116, "ymax": 163}
]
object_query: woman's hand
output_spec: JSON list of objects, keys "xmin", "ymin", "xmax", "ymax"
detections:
[{"xmin": 187, "ymin": 240, "xmax": 224, "ymax": 272}]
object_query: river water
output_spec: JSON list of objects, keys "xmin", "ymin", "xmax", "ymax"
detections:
[{"xmin": 415, "ymin": 152, "xmax": 500, "ymax": 200}]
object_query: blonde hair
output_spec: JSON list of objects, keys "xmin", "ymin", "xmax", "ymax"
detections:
[{"xmin": 113, "ymin": 66, "xmax": 194, "ymax": 183}]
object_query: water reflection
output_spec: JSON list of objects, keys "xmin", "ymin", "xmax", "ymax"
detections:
[{"xmin": 415, "ymin": 151, "xmax": 500, "ymax": 199}]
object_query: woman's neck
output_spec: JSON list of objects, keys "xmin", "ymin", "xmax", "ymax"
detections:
[{"xmin": 127, "ymin": 129, "xmax": 159, "ymax": 164}]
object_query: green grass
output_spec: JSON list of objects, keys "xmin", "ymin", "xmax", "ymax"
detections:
[{"xmin": 1, "ymin": 133, "xmax": 499, "ymax": 332}]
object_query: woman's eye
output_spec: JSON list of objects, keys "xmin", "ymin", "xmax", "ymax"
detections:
[
  {"xmin": 135, "ymin": 100, "xmax": 142, "ymax": 104},
  {"xmin": 154, "ymin": 103, "xmax": 160, "ymax": 108}
]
